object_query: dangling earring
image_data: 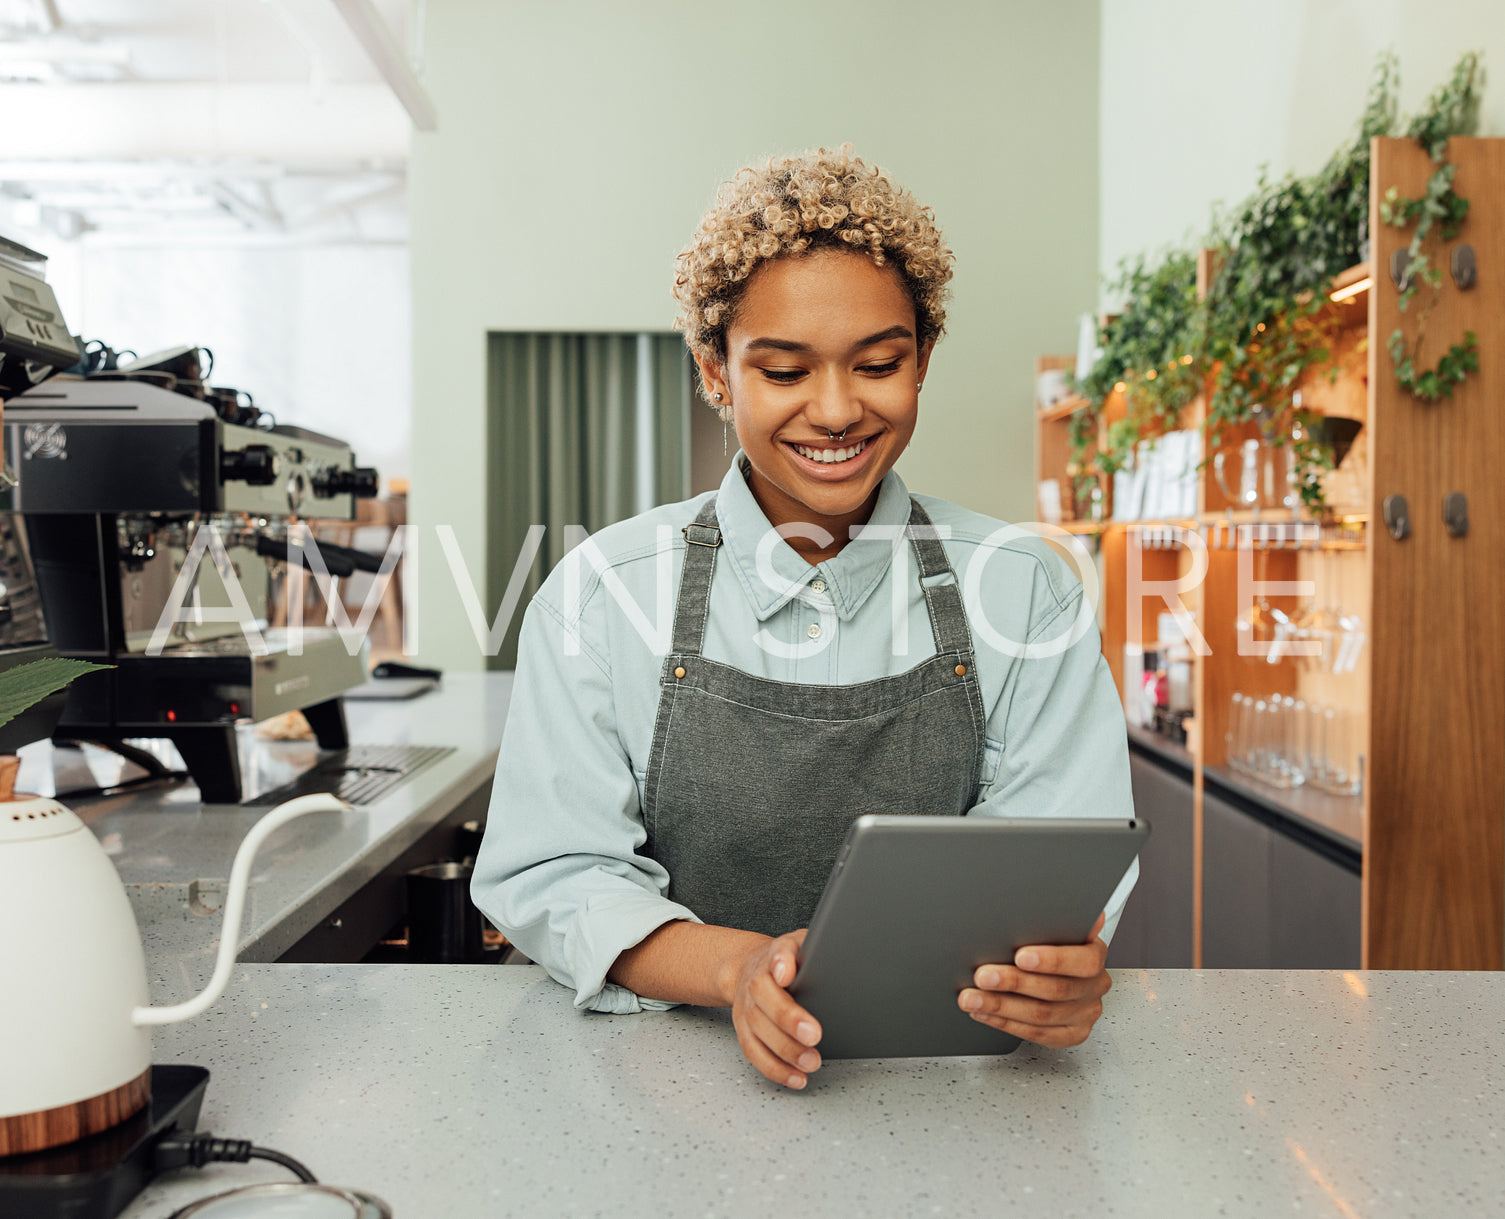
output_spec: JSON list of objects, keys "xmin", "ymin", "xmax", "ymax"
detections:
[{"xmin": 723, "ymin": 421, "xmax": 728, "ymax": 457}]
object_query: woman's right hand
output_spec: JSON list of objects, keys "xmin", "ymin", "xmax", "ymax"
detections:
[{"xmin": 730, "ymin": 928, "xmax": 822, "ymax": 1089}]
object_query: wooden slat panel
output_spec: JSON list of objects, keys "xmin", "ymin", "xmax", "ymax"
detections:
[{"xmin": 1365, "ymin": 136, "xmax": 1505, "ymax": 970}]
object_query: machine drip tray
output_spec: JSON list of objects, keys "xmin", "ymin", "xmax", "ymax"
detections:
[
  {"xmin": 0, "ymin": 1063, "xmax": 210, "ymax": 1219},
  {"xmin": 244, "ymin": 744, "xmax": 456, "ymax": 806}
]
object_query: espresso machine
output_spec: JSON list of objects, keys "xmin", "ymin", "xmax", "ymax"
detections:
[
  {"xmin": 0, "ymin": 282, "xmax": 381, "ymax": 802},
  {"xmin": 0, "ymin": 237, "xmax": 86, "ymax": 751}
]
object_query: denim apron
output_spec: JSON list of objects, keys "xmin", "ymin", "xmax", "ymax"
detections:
[{"xmin": 641, "ymin": 495, "xmax": 987, "ymax": 937}]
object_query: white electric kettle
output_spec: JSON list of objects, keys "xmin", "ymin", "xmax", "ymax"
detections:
[{"xmin": 0, "ymin": 791, "xmax": 349, "ymax": 1155}]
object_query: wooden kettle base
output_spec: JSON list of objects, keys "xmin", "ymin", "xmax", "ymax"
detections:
[{"xmin": 0, "ymin": 1067, "xmax": 152, "ymax": 1156}]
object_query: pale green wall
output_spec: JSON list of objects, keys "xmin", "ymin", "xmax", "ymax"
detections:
[
  {"xmin": 1100, "ymin": 0, "xmax": 1505, "ymax": 295},
  {"xmin": 409, "ymin": 0, "xmax": 1100, "ymax": 668}
]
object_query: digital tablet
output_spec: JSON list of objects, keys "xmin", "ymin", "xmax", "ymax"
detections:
[{"xmin": 788, "ymin": 815, "xmax": 1150, "ymax": 1059}]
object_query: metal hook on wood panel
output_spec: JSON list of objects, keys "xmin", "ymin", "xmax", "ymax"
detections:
[
  {"xmin": 1450, "ymin": 245, "xmax": 1477, "ymax": 291},
  {"xmin": 1443, "ymin": 492, "xmax": 1469, "ymax": 538},
  {"xmin": 1382, "ymin": 493, "xmax": 1411, "ymax": 542}
]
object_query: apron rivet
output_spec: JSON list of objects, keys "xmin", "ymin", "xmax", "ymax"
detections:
[
  {"xmin": 955, "ymin": 664, "xmax": 967, "ymax": 677},
  {"xmin": 674, "ymin": 666, "xmax": 686, "ymax": 679}
]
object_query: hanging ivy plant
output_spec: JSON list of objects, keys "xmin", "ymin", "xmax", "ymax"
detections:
[
  {"xmin": 1068, "ymin": 50, "xmax": 1482, "ymax": 515},
  {"xmin": 1379, "ymin": 50, "xmax": 1484, "ymax": 403},
  {"xmin": 1289, "ymin": 409, "xmax": 1336, "ymax": 515}
]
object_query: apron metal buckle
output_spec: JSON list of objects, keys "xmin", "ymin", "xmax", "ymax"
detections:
[{"xmin": 682, "ymin": 523, "xmax": 723, "ymax": 548}]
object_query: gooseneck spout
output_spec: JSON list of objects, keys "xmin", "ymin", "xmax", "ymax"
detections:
[{"xmin": 132, "ymin": 793, "xmax": 352, "ymax": 1027}]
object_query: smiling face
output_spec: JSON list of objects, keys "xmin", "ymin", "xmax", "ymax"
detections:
[{"xmin": 696, "ymin": 249, "xmax": 932, "ymax": 559}]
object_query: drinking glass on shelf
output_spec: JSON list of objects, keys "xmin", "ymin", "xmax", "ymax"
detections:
[
  {"xmin": 1311, "ymin": 705, "xmax": 1363, "ymax": 796},
  {"xmin": 1294, "ymin": 550, "xmax": 1367, "ymax": 676},
  {"xmin": 1235, "ymin": 597, "xmax": 1281, "ymax": 657},
  {"xmin": 1266, "ymin": 696, "xmax": 1303, "ymax": 789},
  {"xmin": 1214, "ymin": 439, "xmax": 1263, "ymax": 510},
  {"xmin": 1227, "ymin": 693, "xmax": 1251, "ymax": 775},
  {"xmin": 1305, "ymin": 702, "xmax": 1329, "ymax": 790},
  {"xmin": 1333, "ymin": 611, "xmax": 1367, "ymax": 675},
  {"xmin": 1288, "ymin": 697, "xmax": 1310, "ymax": 786},
  {"xmin": 1249, "ymin": 698, "xmax": 1277, "ymax": 784}
]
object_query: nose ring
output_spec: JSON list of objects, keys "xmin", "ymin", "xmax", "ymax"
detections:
[{"xmin": 826, "ymin": 426, "xmax": 849, "ymax": 442}]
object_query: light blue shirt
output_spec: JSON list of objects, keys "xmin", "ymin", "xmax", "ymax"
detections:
[{"xmin": 473, "ymin": 454, "xmax": 1137, "ymax": 1014}]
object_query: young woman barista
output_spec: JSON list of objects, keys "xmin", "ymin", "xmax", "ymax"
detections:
[{"xmin": 472, "ymin": 147, "xmax": 1137, "ymax": 1090}]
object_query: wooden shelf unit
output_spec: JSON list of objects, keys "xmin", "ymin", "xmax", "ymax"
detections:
[
  {"xmin": 1035, "ymin": 137, "xmax": 1505, "ymax": 971},
  {"xmin": 1033, "ymin": 355, "xmax": 1089, "ymax": 521}
]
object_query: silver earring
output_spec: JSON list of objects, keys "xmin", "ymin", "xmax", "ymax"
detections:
[
  {"xmin": 723, "ymin": 421, "xmax": 728, "ymax": 457},
  {"xmin": 713, "ymin": 392, "xmax": 723, "ymax": 402},
  {"xmin": 916, "ymin": 382, "xmax": 923, "ymax": 391}
]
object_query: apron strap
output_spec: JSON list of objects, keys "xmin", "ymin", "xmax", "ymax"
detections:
[
  {"xmin": 671, "ymin": 496, "xmax": 723, "ymax": 656},
  {"xmin": 906, "ymin": 499, "xmax": 973, "ymax": 657}
]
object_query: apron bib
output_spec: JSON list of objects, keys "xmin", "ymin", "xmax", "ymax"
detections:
[{"xmin": 641, "ymin": 496, "xmax": 987, "ymax": 937}]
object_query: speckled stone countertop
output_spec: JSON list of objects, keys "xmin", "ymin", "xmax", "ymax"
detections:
[
  {"xmin": 36, "ymin": 673, "xmax": 512, "ymax": 991},
  {"xmin": 123, "ymin": 964, "xmax": 1504, "ymax": 1218}
]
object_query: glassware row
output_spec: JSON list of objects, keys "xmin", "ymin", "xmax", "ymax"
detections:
[{"xmin": 1226, "ymin": 692, "xmax": 1362, "ymax": 796}]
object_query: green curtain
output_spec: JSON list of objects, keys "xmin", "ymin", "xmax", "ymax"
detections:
[{"xmin": 485, "ymin": 332, "xmax": 692, "ymax": 669}]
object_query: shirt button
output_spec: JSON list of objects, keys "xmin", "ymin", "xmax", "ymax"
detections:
[
  {"xmin": 807, "ymin": 623, "xmax": 822, "ymax": 639},
  {"xmin": 810, "ymin": 578, "xmax": 827, "ymax": 593}
]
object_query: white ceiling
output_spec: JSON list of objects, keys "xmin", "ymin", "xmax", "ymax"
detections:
[
  {"xmin": 0, "ymin": 0, "xmax": 417, "ymax": 84},
  {"xmin": 0, "ymin": 0, "xmax": 421, "ymax": 244}
]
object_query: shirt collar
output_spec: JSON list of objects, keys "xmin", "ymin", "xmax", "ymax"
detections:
[{"xmin": 713, "ymin": 452, "xmax": 914, "ymax": 623}]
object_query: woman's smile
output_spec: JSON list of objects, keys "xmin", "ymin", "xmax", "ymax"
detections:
[{"xmin": 786, "ymin": 435, "xmax": 875, "ymax": 473}]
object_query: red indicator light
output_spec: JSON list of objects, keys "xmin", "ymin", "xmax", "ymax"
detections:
[
  {"xmin": 230, "ymin": 702, "xmax": 240, "ymax": 715},
  {"xmin": 166, "ymin": 710, "xmax": 177, "ymax": 722}
]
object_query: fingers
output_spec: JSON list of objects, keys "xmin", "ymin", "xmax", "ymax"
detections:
[
  {"xmin": 747, "ymin": 1004, "xmax": 821, "ymax": 1076},
  {"xmin": 775, "ymin": 928, "xmax": 809, "ymax": 984},
  {"xmin": 752, "ymin": 964, "xmax": 822, "ymax": 1045},
  {"xmin": 960, "ymin": 925, "xmax": 1113, "ymax": 1046},
  {"xmin": 1009, "ymin": 935, "xmax": 1108, "ymax": 979},
  {"xmin": 960, "ymin": 984, "xmax": 1105, "ymax": 1029},
  {"xmin": 733, "ymin": 931, "xmax": 822, "ymax": 1090},
  {"xmin": 967, "ymin": 960, "xmax": 1113, "ymax": 1003},
  {"xmin": 770, "ymin": 933, "xmax": 804, "ymax": 987},
  {"xmin": 965, "ymin": 1007, "xmax": 1100, "ymax": 1049},
  {"xmin": 734, "ymin": 1007, "xmax": 811, "ymax": 1088},
  {"xmin": 1003, "ymin": 913, "xmax": 1107, "ymax": 979}
]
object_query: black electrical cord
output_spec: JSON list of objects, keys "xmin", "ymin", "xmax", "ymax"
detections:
[
  {"xmin": 246, "ymin": 1146, "xmax": 319, "ymax": 1183},
  {"xmin": 153, "ymin": 1133, "xmax": 318, "ymax": 1184}
]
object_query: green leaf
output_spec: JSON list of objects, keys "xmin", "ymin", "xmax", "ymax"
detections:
[{"xmin": 0, "ymin": 658, "xmax": 112, "ymax": 731}]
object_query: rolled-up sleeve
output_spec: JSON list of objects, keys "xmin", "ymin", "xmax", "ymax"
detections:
[
  {"xmin": 471, "ymin": 596, "xmax": 699, "ymax": 1013},
  {"xmin": 971, "ymin": 585, "xmax": 1139, "ymax": 944}
]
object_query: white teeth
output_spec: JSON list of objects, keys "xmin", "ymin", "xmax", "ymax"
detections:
[{"xmin": 793, "ymin": 438, "xmax": 867, "ymax": 464}]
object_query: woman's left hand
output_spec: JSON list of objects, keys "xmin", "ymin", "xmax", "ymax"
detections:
[{"xmin": 957, "ymin": 911, "xmax": 1111, "ymax": 1048}]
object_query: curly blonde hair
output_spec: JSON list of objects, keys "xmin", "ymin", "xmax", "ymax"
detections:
[{"xmin": 673, "ymin": 145, "xmax": 953, "ymax": 416}]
